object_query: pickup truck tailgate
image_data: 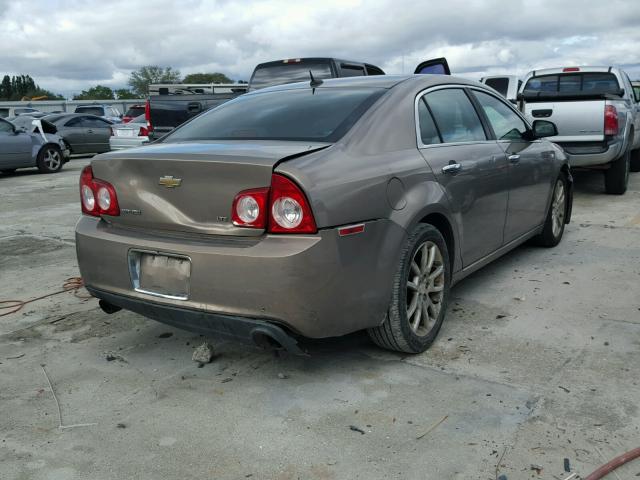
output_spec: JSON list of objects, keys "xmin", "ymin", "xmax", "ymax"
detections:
[{"xmin": 523, "ymin": 100, "xmax": 605, "ymax": 142}]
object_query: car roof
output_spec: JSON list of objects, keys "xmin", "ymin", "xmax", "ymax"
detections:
[
  {"xmin": 246, "ymin": 74, "xmax": 480, "ymax": 95},
  {"xmin": 255, "ymin": 57, "xmax": 379, "ymax": 67},
  {"xmin": 45, "ymin": 113, "xmax": 104, "ymax": 121}
]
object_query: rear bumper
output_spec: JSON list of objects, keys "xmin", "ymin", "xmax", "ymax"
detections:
[
  {"xmin": 109, "ymin": 137, "xmax": 148, "ymax": 150},
  {"xmin": 559, "ymin": 141, "xmax": 622, "ymax": 167},
  {"xmin": 75, "ymin": 216, "xmax": 405, "ymax": 339}
]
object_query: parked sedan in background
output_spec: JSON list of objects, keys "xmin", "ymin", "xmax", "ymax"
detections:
[
  {"xmin": 74, "ymin": 104, "xmax": 122, "ymax": 123},
  {"xmin": 43, "ymin": 113, "xmax": 112, "ymax": 155},
  {"xmin": 122, "ymin": 105, "xmax": 145, "ymax": 123},
  {"xmin": 0, "ymin": 117, "xmax": 69, "ymax": 174},
  {"xmin": 109, "ymin": 114, "xmax": 149, "ymax": 150},
  {"xmin": 76, "ymin": 75, "xmax": 572, "ymax": 355}
]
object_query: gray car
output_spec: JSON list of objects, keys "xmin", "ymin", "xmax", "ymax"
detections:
[
  {"xmin": 44, "ymin": 113, "xmax": 112, "ymax": 155},
  {"xmin": 109, "ymin": 114, "xmax": 149, "ymax": 151},
  {"xmin": 75, "ymin": 75, "xmax": 572, "ymax": 354},
  {"xmin": 0, "ymin": 117, "xmax": 69, "ymax": 174}
]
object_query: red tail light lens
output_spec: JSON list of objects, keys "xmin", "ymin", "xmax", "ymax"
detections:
[
  {"xmin": 562, "ymin": 67, "xmax": 580, "ymax": 72},
  {"xmin": 268, "ymin": 174, "xmax": 316, "ymax": 234},
  {"xmin": 604, "ymin": 105, "xmax": 618, "ymax": 136},
  {"xmin": 138, "ymin": 125, "xmax": 149, "ymax": 137},
  {"xmin": 145, "ymin": 99, "xmax": 153, "ymax": 133},
  {"xmin": 230, "ymin": 175, "xmax": 317, "ymax": 233},
  {"xmin": 232, "ymin": 187, "xmax": 269, "ymax": 228},
  {"xmin": 79, "ymin": 165, "xmax": 120, "ymax": 217}
]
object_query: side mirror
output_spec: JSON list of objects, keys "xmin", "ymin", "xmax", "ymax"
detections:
[{"xmin": 532, "ymin": 120, "xmax": 558, "ymax": 138}]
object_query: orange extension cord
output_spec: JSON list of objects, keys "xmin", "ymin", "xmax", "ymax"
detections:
[
  {"xmin": 584, "ymin": 447, "xmax": 640, "ymax": 480},
  {"xmin": 0, "ymin": 277, "xmax": 91, "ymax": 317}
]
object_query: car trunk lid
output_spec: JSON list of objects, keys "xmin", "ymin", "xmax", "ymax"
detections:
[{"xmin": 90, "ymin": 141, "xmax": 329, "ymax": 236}]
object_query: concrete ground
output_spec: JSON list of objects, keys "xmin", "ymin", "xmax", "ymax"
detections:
[{"xmin": 1, "ymin": 159, "xmax": 639, "ymax": 480}]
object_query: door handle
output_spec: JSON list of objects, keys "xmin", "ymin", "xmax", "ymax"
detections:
[
  {"xmin": 508, "ymin": 154, "xmax": 520, "ymax": 164},
  {"xmin": 442, "ymin": 162, "xmax": 461, "ymax": 174}
]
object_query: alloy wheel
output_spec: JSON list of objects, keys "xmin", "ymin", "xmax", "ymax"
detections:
[
  {"xmin": 406, "ymin": 241, "xmax": 445, "ymax": 336},
  {"xmin": 44, "ymin": 149, "xmax": 61, "ymax": 170}
]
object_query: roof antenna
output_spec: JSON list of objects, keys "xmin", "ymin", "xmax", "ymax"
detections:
[{"xmin": 309, "ymin": 70, "xmax": 323, "ymax": 88}]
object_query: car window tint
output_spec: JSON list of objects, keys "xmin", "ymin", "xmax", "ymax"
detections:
[
  {"xmin": 417, "ymin": 98, "xmax": 441, "ymax": 145},
  {"xmin": 65, "ymin": 117, "xmax": 84, "ymax": 127},
  {"xmin": 249, "ymin": 62, "xmax": 333, "ymax": 90},
  {"xmin": 425, "ymin": 89, "xmax": 486, "ymax": 143},
  {"xmin": 75, "ymin": 107, "xmax": 104, "ymax": 116},
  {"xmin": 559, "ymin": 74, "xmax": 581, "ymax": 93},
  {"xmin": 0, "ymin": 119, "xmax": 13, "ymax": 132},
  {"xmin": 340, "ymin": 64, "xmax": 366, "ymax": 77},
  {"xmin": 474, "ymin": 91, "xmax": 528, "ymax": 141},
  {"xmin": 484, "ymin": 78, "xmax": 510, "ymax": 97},
  {"xmin": 165, "ymin": 87, "xmax": 385, "ymax": 143},
  {"xmin": 83, "ymin": 117, "xmax": 111, "ymax": 128}
]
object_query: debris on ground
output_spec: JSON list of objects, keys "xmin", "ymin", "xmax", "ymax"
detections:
[
  {"xmin": 116, "ymin": 423, "xmax": 126, "ymax": 429},
  {"xmin": 564, "ymin": 457, "xmax": 571, "ymax": 472},
  {"xmin": 6, "ymin": 353, "xmax": 25, "ymax": 359},
  {"xmin": 158, "ymin": 332, "xmax": 173, "ymax": 338},
  {"xmin": 221, "ymin": 377, "xmax": 233, "ymax": 383},
  {"xmin": 530, "ymin": 464, "xmax": 543, "ymax": 474},
  {"xmin": 192, "ymin": 342, "xmax": 215, "ymax": 365},
  {"xmin": 416, "ymin": 415, "xmax": 448, "ymax": 440},
  {"xmin": 349, "ymin": 425, "xmax": 365, "ymax": 435},
  {"xmin": 558, "ymin": 386, "xmax": 570, "ymax": 393},
  {"xmin": 104, "ymin": 352, "xmax": 127, "ymax": 363},
  {"xmin": 277, "ymin": 373, "xmax": 289, "ymax": 379},
  {"xmin": 495, "ymin": 314, "xmax": 506, "ymax": 319}
]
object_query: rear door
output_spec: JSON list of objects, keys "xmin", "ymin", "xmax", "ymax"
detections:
[
  {"xmin": 414, "ymin": 57, "xmax": 451, "ymax": 75},
  {"xmin": 61, "ymin": 116, "xmax": 88, "ymax": 153},
  {"xmin": 0, "ymin": 119, "xmax": 33, "ymax": 168},
  {"xmin": 471, "ymin": 88, "xmax": 555, "ymax": 241},
  {"xmin": 81, "ymin": 116, "xmax": 112, "ymax": 152},
  {"xmin": 417, "ymin": 87, "xmax": 508, "ymax": 266}
]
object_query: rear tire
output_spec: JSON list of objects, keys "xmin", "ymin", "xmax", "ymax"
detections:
[
  {"xmin": 604, "ymin": 148, "xmax": 630, "ymax": 194},
  {"xmin": 368, "ymin": 224, "xmax": 450, "ymax": 353},
  {"xmin": 631, "ymin": 149, "xmax": 640, "ymax": 172},
  {"xmin": 36, "ymin": 145, "xmax": 63, "ymax": 173},
  {"xmin": 534, "ymin": 174, "xmax": 568, "ymax": 247}
]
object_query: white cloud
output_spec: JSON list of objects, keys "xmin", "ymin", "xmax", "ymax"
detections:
[{"xmin": 0, "ymin": 0, "xmax": 639, "ymax": 97}]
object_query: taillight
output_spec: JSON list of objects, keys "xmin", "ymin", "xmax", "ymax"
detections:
[
  {"xmin": 79, "ymin": 165, "xmax": 120, "ymax": 217},
  {"xmin": 138, "ymin": 125, "xmax": 149, "ymax": 137},
  {"xmin": 604, "ymin": 105, "xmax": 618, "ymax": 136},
  {"xmin": 268, "ymin": 174, "xmax": 316, "ymax": 233},
  {"xmin": 232, "ymin": 188, "xmax": 269, "ymax": 228},
  {"xmin": 145, "ymin": 99, "xmax": 153, "ymax": 132},
  {"xmin": 230, "ymin": 174, "xmax": 317, "ymax": 234},
  {"xmin": 563, "ymin": 67, "xmax": 580, "ymax": 72}
]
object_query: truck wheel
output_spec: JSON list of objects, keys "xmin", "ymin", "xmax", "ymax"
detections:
[
  {"xmin": 604, "ymin": 148, "xmax": 630, "ymax": 195},
  {"xmin": 534, "ymin": 174, "xmax": 567, "ymax": 247},
  {"xmin": 631, "ymin": 149, "xmax": 640, "ymax": 172},
  {"xmin": 368, "ymin": 224, "xmax": 450, "ymax": 353},
  {"xmin": 36, "ymin": 145, "xmax": 64, "ymax": 173}
]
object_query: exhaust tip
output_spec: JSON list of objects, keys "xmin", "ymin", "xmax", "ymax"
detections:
[
  {"xmin": 250, "ymin": 327, "xmax": 306, "ymax": 356},
  {"xmin": 99, "ymin": 299, "xmax": 122, "ymax": 315}
]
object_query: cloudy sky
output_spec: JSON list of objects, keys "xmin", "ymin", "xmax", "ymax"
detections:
[{"xmin": 1, "ymin": 0, "xmax": 639, "ymax": 97}]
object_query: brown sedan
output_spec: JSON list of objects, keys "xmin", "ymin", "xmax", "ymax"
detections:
[{"xmin": 76, "ymin": 74, "xmax": 572, "ymax": 354}]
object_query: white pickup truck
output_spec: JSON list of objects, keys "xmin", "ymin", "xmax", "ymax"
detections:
[{"xmin": 518, "ymin": 66, "xmax": 640, "ymax": 194}]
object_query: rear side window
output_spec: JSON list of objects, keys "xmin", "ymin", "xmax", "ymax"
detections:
[
  {"xmin": 165, "ymin": 87, "xmax": 385, "ymax": 143},
  {"xmin": 417, "ymin": 99, "xmax": 441, "ymax": 145},
  {"xmin": 249, "ymin": 62, "xmax": 333, "ymax": 90},
  {"xmin": 340, "ymin": 63, "xmax": 366, "ymax": 77},
  {"xmin": 484, "ymin": 78, "xmax": 509, "ymax": 97},
  {"xmin": 75, "ymin": 106, "xmax": 104, "ymax": 116},
  {"xmin": 524, "ymin": 73, "xmax": 620, "ymax": 95},
  {"xmin": 424, "ymin": 89, "xmax": 486, "ymax": 143}
]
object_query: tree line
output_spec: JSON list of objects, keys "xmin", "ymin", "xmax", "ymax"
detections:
[{"xmin": 0, "ymin": 66, "xmax": 242, "ymax": 102}]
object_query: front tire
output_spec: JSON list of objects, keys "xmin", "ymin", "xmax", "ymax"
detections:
[
  {"xmin": 368, "ymin": 224, "xmax": 450, "ymax": 353},
  {"xmin": 534, "ymin": 174, "xmax": 568, "ymax": 247},
  {"xmin": 604, "ymin": 148, "xmax": 630, "ymax": 194},
  {"xmin": 36, "ymin": 145, "xmax": 63, "ymax": 173},
  {"xmin": 630, "ymin": 149, "xmax": 640, "ymax": 172}
]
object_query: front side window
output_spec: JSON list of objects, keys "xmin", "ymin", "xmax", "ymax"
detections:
[
  {"xmin": 424, "ymin": 89, "xmax": 486, "ymax": 143},
  {"xmin": 65, "ymin": 117, "xmax": 83, "ymax": 127},
  {"xmin": 473, "ymin": 91, "xmax": 528, "ymax": 141},
  {"xmin": 82, "ymin": 117, "xmax": 111, "ymax": 128},
  {"xmin": 164, "ymin": 87, "xmax": 385, "ymax": 143},
  {"xmin": 0, "ymin": 118, "xmax": 13, "ymax": 133}
]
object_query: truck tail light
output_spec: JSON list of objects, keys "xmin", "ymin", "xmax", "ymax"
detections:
[
  {"xmin": 604, "ymin": 105, "xmax": 619, "ymax": 136},
  {"xmin": 138, "ymin": 125, "xmax": 149, "ymax": 137},
  {"xmin": 80, "ymin": 165, "xmax": 120, "ymax": 217},
  {"xmin": 562, "ymin": 67, "xmax": 580, "ymax": 72},
  {"xmin": 230, "ymin": 174, "xmax": 317, "ymax": 234},
  {"xmin": 145, "ymin": 99, "xmax": 153, "ymax": 133}
]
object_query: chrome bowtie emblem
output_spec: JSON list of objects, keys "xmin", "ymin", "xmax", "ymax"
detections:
[{"xmin": 159, "ymin": 175, "xmax": 182, "ymax": 188}]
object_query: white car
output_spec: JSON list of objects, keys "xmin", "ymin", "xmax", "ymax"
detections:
[{"xmin": 109, "ymin": 114, "xmax": 149, "ymax": 150}]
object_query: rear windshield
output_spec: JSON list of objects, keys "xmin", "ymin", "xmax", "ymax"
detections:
[
  {"xmin": 249, "ymin": 61, "xmax": 333, "ymax": 90},
  {"xmin": 484, "ymin": 78, "xmax": 510, "ymax": 97},
  {"xmin": 126, "ymin": 107, "xmax": 145, "ymax": 117},
  {"xmin": 75, "ymin": 106, "xmax": 103, "ymax": 116},
  {"xmin": 164, "ymin": 87, "xmax": 385, "ymax": 143},
  {"xmin": 524, "ymin": 73, "xmax": 620, "ymax": 95}
]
